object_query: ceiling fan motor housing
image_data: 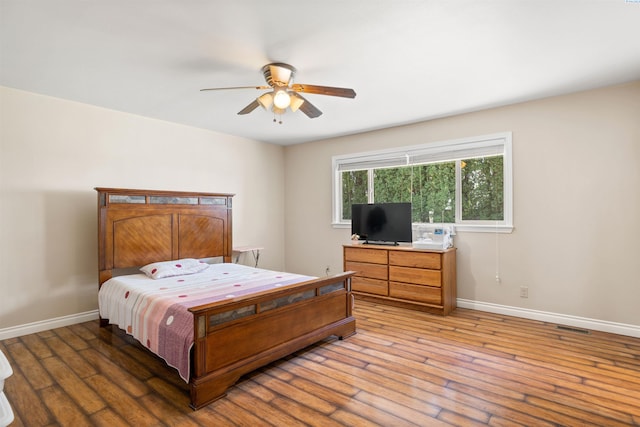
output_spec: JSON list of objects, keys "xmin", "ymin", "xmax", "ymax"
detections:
[{"xmin": 262, "ymin": 63, "xmax": 296, "ymax": 87}]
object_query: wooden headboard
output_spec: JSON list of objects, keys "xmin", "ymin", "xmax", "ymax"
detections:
[{"xmin": 96, "ymin": 188, "xmax": 234, "ymax": 286}]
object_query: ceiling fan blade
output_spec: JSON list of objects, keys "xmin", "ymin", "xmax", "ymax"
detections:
[
  {"xmin": 291, "ymin": 84, "xmax": 356, "ymax": 99},
  {"xmin": 237, "ymin": 100, "xmax": 260, "ymax": 115},
  {"xmin": 294, "ymin": 93, "xmax": 323, "ymax": 118},
  {"xmin": 200, "ymin": 85, "xmax": 270, "ymax": 92}
]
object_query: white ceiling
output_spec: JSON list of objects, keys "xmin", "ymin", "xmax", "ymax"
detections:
[{"xmin": 2, "ymin": 1, "xmax": 640, "ymax": 146}]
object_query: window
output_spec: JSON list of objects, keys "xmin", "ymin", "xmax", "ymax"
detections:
[{"xmin": 332, "ymin": 132, "xmax": 513, "ymax": 233}]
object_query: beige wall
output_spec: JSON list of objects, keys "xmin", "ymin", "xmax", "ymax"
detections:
[
  {"xmin": 2, "ymin": 81, "xmax": 639, "ymax": 333},
  {"xmin": 0, "ymin": 86, "xmax": 286, "ymax": 329},
  {"xmin": 284, "ymin": 81, "xmax": 640, "ymax": 327}
]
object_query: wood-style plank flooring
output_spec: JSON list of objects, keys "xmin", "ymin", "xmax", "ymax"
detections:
[{"xmin": 2, "ymin": 300, "xmax": 639, "ymax": 426}]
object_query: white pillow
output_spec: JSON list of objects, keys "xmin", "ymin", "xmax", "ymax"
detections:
[{"xmin": 140, "ymin": 258, "xmax": 209, "ymax": 279}]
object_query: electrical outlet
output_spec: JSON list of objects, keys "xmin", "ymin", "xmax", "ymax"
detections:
[{"xmin": 520, "ymin": 286, "xmax": 529, "ymax": 298}]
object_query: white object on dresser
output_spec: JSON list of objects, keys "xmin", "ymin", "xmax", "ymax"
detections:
[
  {"xmin": 0, "ymin": 348, "xmax": 14, "ymax": 427},
  {"xmin": 413, "ymin": 224, "xmax": 454, "ymax": 250}
]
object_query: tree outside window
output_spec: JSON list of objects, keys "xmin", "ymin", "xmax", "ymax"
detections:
[
  {"xmin": 461, "ymin": 155, "xmax": 504, "ymax": 221},
  {"xmin": 334, "ymin": 132, "xmax": 512, "ymax": 232}
]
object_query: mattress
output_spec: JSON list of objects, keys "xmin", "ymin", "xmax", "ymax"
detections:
[{"xmin": 99, "ymin": 263, "xmax": 315, "ymax": 381}]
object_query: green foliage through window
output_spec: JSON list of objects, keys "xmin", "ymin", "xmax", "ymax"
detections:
[
  {"xmin": 461, "ymin": 156, "xmax": 504, "ymax": 221},
  {"xmin": 370, "ymin": 163, "xmax": 456, "ymax": 223},
  {"xmin": 341, "ymin": 170, "xmax": 368, "ymax": 219},
  {"xmin": 334, "ymin": 133, "xmax": 511, "ymax": 229},
  {"xmin": 340, "ymin": 157, "xmax": 502, "ymax": 223}
]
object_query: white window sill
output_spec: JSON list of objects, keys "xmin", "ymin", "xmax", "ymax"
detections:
[{"xmin": 332, "ymin": 222, "xmax": 513, "ymax": 234}]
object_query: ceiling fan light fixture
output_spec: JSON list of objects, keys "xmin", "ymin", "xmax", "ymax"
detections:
[
  {"xmin": 273, "ymin": 90, "xmax": 291, "ymax": 109},
  {"xmin": 289, "ymin": 94, "xmax": 305, "ymax": 112},
  {"xmin": 257, "ymin": 92, "xmax": 273, "ymax": 110}
]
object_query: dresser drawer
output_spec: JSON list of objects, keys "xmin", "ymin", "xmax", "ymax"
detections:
[
  {"xmin": 352, "ymin": 277, "xmax": 389, "ymax": 296},
  {"xmin": 344, "ymin": 247, "xmax": 388, "ymax": 264},
  {"xmin": 389, "ymin": 266, "xmax": 441, "ymax": 287},
  {"xmin": 345, "ymin": 261, "xmax": 388, "ymax": 280},
  {"xmin": 390, "ymin": 282, "xmax": 442, "ymax": 305},
  {"xmin": 389, "ymin": 251, "xmax": 441, "ymax": 269}
]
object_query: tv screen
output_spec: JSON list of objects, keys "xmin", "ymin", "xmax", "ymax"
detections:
[{"xmin": 351, "ymin": 203, "xmax": 413, "ymax": 245}]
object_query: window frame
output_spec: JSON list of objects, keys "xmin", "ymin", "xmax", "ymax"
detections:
[{"xmin": 332, "ymin": 132, "xmax": 513, "ymax": 233}]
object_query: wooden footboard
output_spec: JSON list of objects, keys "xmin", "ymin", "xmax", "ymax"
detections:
[{"xmin": 188, "ymin": 271, "xmax": 356, "ymax": 409}]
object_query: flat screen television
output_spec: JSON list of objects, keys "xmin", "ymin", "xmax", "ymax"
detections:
[{"xmin": 351, "ymin": 202, "xmax": 413, "ymax": 245}]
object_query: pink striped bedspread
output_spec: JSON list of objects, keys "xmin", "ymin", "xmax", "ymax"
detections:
[{"xmin": 98, "ymin": 263, "xmax": 315, "ymax": 381}]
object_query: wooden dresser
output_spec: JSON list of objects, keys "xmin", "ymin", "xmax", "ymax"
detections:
[{"xmin": 343, "ymin": 244, "xmax": 457, "ymax": 315}]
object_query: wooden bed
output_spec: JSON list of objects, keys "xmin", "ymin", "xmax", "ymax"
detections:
[{"xmin": 96, "ymin": 187, "xmax": 356, "ymax": 409}]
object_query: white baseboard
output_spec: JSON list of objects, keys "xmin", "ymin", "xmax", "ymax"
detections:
[
  {"xmin": 2, "ymin": 302, "xmax": 639, "ymax": 341},
  {"xmin": 0, "ymin": 310, "xmax": 99, "ymax": 341},
  {"xmin": 457, "ymin": 299, "xmax": 640, "ymax": 338}
]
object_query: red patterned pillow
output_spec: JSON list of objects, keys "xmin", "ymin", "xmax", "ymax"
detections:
[{"xmin": 140, "ymin": 258, "xmax": 209, "ymax": 279}]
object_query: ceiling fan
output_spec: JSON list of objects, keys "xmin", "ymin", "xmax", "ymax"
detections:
[{"xmin": 200, "ymin": 63, "xmax": 356, "ymax": 121}]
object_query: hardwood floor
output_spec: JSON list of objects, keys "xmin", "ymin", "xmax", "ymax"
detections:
[{"xmin": 2, "ymin": 300, "xmax": 639, "ymax": 426}]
